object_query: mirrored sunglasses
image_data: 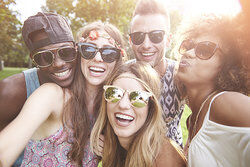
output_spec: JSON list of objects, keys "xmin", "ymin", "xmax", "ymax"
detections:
[
  {"xmin": 179, "ymin": 39, "xmax": 222, "ymax": 60},
  {"xmin": 32, "ymin": 46, "xmax": 77, "ymax": 68},
  {"xmin": 103, "ymin": 85, "xmax": 152, "ymax": 108},
  {"xmin": 77, "ymin": 43, "xmax": 121, "ymax": 63},
  {"xmin": 129, "ymin": 30, "xmax": 165, "ymax": 45}
]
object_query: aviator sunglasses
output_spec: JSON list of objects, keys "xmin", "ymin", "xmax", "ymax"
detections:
[
  {"xmin": 32, "ymin": 46, "xmax": 77, "ymax": 68},
  {"xmin": 129, "ymin": 30, "xmax": 165, "ymax": 45},
  {"xmin": 179, "ymin": 39, "xmax": 222, "ymax": 60},
  {"xmin": 77, "ymin": 43, "xmax": 121, "ymax": 63},
  {"xmin": 103, "ymin": 85, "xmax": 152, "ymax": 108}
]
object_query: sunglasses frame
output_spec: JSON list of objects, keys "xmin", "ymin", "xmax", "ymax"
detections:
[
  {"xmin": 103, "ymin": 85, "xmax": 152, "ymax": 108},
  {"xmin": 77, "ymin": 42, "xmax": 121, "ymax": 63},
  {"xmin": 32, "ymin": 46, "xmax": 77, "ymax": 68},
  {"xmin": 179, "ymin": 39, "xmax": 222, "ymax": 60},
  {"xmin": 129, "ymin": 30, "xmax": 165, "ymax": 45}
]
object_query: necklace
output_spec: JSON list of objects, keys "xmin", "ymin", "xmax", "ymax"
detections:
[{"xmin": 187, "ymin": 91, "xmax": 217, "ymax": 147}]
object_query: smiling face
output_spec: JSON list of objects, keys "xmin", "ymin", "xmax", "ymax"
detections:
[
  {"xmin": 177, "ymin": 35, "xmax": 223, "ymax": 88},
  {"xmin": 130, "ymin": 14, "xmax": 170, "ymax": 67},
  {"xmin": 106, "ymin": 73, "xmax": 149, "ymax": 148},
  {"xmin": 34, "ymin": 42, "xmax": 76, "ymax": 87},
  {"xmin": 80, "ymin": 30, "xmax": 117, "ymax": 87}
]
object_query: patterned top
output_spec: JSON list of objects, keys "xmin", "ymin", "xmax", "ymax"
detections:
[
  {"xmin": 160, "ymin": 59, "xmax": 185, "ymax": 148},
  {"xmin": 21, "ymin": 127, "xmax": 98, "ymax": 167}
]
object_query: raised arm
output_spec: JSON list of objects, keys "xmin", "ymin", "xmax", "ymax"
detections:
[
  {"xmin": 0, "ymin": 83, "xmax": 64, "ymax": 166},
  {"xmin": 0, "ymin": 73, "xmax": 27, "ymax": 131}
]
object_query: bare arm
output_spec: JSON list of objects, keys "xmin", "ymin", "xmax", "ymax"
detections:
[
  {"xmin": 210, "ymin": 92, "xmax": 250, "ymax": 127},
  {"xmin": 0, "ymin": 83, "xmax": 64, "ymax": 166},
  {"xmin": 0, "ymin": 73, "xmax": 27, "ymax": 131}
]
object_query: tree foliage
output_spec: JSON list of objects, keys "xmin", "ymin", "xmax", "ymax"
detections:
[{"xmin": 0, "ymin": 0, "xmax": 29, "ymax": 67}]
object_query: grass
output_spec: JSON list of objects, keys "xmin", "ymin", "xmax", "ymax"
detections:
[{"xmin": 0, "ymin": 67, "xmax": 27, "ymax": 80}]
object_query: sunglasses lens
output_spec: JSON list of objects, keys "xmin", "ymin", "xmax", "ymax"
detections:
[
  {"xmin": 101, "ymin": 48, "xmax": 120, "ymax": 63},
  {"xmin": 129, "ymin": 91, "xmax": 149, "ymax": 108},
  {"xmin": 58, "ymin": 47, "xmax": 76, "ymax": 62},
  {"xmin": 149, "ymin": 30, "xmax": 164, "ymax": 44},
  {"xmin": 33, "ymin": 51, "xmax": 53, "ymax": 67},
  {"xmin": 130, "ymin": 32, "xmax": 145, "ymax": 45},
  {"xmin": 179, "ymin": 40, "xmax": 195, "ymax": 54},
  {"xmin": 104, "ymin": 86, "xmax": 123, "ymax": 103},
  {"xmin": 196, "ymin": 42, "xmax": 216, "ymax": 60},
  {"xmin": 79, "ymin": 44, "xmax": 96, "ymax": 59}
]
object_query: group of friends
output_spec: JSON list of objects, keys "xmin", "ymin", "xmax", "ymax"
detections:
[{"xmin": 0, "ymin": 0, "xmax": 249, "ymax": 166}]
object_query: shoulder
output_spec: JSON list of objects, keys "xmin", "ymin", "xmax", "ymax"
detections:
[
  {"xmin": 31, "ymin": 83, "xmax": 64, "ymax": 100},
  {"xmin": 210, "ymin": 91, "xmax": 250, "ymax": 127},
  {"xmin": 155, "ymin": 138, "xmax": 186, "ymax": 167},
  {"xmin": 0, "ymin": 73, "xmax": 27, "ymax": 126}
]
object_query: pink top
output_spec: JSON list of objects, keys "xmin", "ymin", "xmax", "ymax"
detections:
[{"xmin": 21, "ymin": 127, "xmax": 98, "ymax": 167}]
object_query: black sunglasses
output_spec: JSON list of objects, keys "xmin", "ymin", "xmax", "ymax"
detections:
[
  {"xmin": 77, "ymin": 43, "xmax": 121, "ymax": 63},
  {"xmin": 32, "ymin": 46, "xmax": 77, "ymax": 68},
  {"xmin": 129, "ymin": 30, "xmax": 165, "ymax": 45},
  {"xmin": 179, "ymin": 39, "xmax": 222, "ymax": 60}
]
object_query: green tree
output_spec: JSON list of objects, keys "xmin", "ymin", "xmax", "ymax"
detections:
[{"xmin": 0, "ymin": 0, "xmax": 29, "ymax": 68}]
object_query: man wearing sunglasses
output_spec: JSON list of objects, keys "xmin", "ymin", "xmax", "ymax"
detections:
[
  {"xmin": 129, "ymin": 0, "xmax": 184, "ymax": 147},
  {"xmin": 0, "ymin": 12, "xmax": 76, "ymax": 165}
]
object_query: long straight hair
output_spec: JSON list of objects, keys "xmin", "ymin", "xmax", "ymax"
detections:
[{"xmin": 63, "ymin": 21, "xmax": 126, "ymax": 165}]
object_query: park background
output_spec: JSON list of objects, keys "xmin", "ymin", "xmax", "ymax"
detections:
[{"xmin": 0, "ymin": 0, "xmax": 242, "ymax": 145}]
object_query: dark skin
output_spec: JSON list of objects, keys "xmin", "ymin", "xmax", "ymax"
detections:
[{"xmin": 0, "ymin": 32, "xmax": 76, "ymax": 131}]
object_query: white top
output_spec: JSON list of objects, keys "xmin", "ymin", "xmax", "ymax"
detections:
[{"xmin": 188, "ymin": 92, "xmax": 250, "ymax": 167}]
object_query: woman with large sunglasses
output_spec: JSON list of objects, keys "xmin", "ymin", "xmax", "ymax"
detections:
[
  {"xmin": 0, "ymin": 21, "xmax": 126, "ymax": 166},
  {"xmin": 90, "ymin": 62, "xmax": 186, "ymax": 167},
  {"xmin": 175, "ymin": 15, "xmax": 250, "ymax": 167}
]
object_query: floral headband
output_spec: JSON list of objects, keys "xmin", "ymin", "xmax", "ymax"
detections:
[{"xmin": 82, "ymin": 30, "xmax": 126, "ymax": 57}]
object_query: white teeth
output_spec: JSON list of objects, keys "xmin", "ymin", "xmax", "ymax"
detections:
[
  {"xmin": 142, "ymin": 52, "xmax": 154, "ymax": 56},
  {"xmin": 89, "ymin": 66, "xmax": 105, "ymax": 72},
  {"xmin": 115, "ymin": 113, "xmax": 134, "ymax": 121},
  {"xmin": 54, "ymin": 69, "xmax": 70, "ymax": 77}
]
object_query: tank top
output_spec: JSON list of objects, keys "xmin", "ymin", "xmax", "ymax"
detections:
[{"xmin": 188, "ymin": 92, "xmax": 250, "ymax": 167}]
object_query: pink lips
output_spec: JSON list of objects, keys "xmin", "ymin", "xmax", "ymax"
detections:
[
  {"xmin": 115, "ymin": 112, "xmax": 134, "ymax": 127},
  {"xmin": 179, "ymin": 59, "xmax": 190, "ymax": 68}
]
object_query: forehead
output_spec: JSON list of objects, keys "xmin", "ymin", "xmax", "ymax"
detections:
[
  {"xmin": 194, "ymin": 34, "xmax": 222, "ymax": 46},
  {"xmin": 131, "ymin": 14, "xmax": 169, "ymax": 33},
  {"xmin": 113, "ymin": 73, "xmax": 145, "ymax": 91},
  {"xmin": 85, "ymin": 30, "xmax": 115, "ymax": 48}
]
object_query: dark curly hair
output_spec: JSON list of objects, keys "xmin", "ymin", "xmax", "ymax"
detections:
[{"xmin": 175, "ymin": 14, "xmax": 249, "ymax": 96}]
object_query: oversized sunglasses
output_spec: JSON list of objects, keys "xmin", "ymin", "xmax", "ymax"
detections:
[
  {"xmin": 103, "ymin": 85, "xmax": 152, "ymax": 108},
  {"xmin": 179, "ymin": 39, "xmax": 222, "ymax": 60},
  {"xmin": 32, "ymin": 46, "xmax": 77, "ymax": 68},
  {"xmin": 77, "ymin": 43, "xmax": 121, "ymax": 63},
  {"xmin": 129, "ymin": 30, "xmax": 165, "ymax": 45}
]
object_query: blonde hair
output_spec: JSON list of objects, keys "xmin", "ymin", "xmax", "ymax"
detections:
[{"xmin": 90, "ymin": 61, "xmax": 166, "ymax": 167}]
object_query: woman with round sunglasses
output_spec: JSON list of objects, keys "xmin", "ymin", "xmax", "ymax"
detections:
[
  {"xmin": 175, "ymin": 15, "xmax": 250, "ymax": 167},
  {"xmin": 0, "ymin": 21, "xmax": 126, "ymax": 166},
  {"xmin": 90, "ymin": 62, "xmax": 186, "ymax": 167}
]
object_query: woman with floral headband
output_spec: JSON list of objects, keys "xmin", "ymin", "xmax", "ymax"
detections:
[
  {"xmin": 90, "ymin": 62, "xmax": 186, "ymax": 167},
  {"xmin": 0, "ymin": 21, "xmax": 126, "ymax": 166},
  {"xmin": 175, "ymin": 15, "xmax": 250, "ymax": 166}
]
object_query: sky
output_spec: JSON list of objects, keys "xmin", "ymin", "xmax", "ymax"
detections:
[{"xmin": 12, "ymin": 0, "xmax": 242, "ymax": 23}]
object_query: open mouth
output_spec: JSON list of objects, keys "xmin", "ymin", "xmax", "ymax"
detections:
[
  {"xmin": 115, "ymin": 113, "xmax": 134, "ymax": 125},
  {"xmin": 52, "ymin": 69, "xmax": 72, "ymax": 80},
  {"xmin": 89, "ymin": 66, "xmax": 105, "ymax": 75},
  {"xmin": 142, "ymin": 52, "xmax": 155, "ymax": 57}
]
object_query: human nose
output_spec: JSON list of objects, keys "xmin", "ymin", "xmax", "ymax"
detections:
[
  {"xmin": 181, "ymin": 48, "xmax": 196, "ymax": 59},
  {"xmin": 118, "ymin": 92, "xmax": 131, "ymax": 110},
  {"xmin": 141, "ymin": 34, "xmax": 152, "ymax": 49},
  {"xmin": 52, "ymin": 51, "xmax": 66, "ymax": 67},
  {"xmin": 93, "ymin": 51, "xmax": 104, "ymax": 62}
]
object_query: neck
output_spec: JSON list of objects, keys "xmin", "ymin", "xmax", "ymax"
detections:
[
  {"xmin": 186, "ymin": 86, "xmax": 216, "ymax": 114},
  {"xmin": 154, "ymin": 57, "xmax": 167, "ymax": 77},
  {"xmin": 118, "ymin": 137, "xmax": 132, "ymax": 151},
  {"xmin": 85, "ymin": 83, "xmax": 99, "ymax": 115}
]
